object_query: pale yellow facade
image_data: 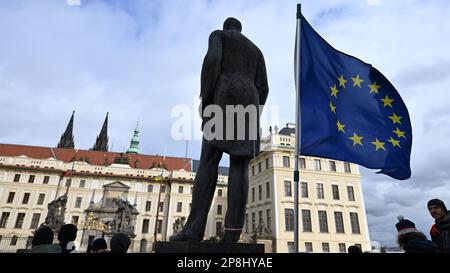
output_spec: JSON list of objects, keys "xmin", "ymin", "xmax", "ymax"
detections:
[
  {"xmin": 244, "ymin": 126, "xmax": 371, "ymax": 253},
  {"xmin": 0, "ymin": 154, "xmax": 228, "ymax": 252}
]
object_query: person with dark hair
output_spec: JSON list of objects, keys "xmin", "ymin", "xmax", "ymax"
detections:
[
  {"xmin": 347, "ymin": 245, "xmax": 362, "ymax": 253},
  {"xmin": 427, "ymin": 198, "xmax": 450, "ymax": 252},
  {"xmin": 58, "ymin": 224, "xmax": 78, "ymax": 253},
  {"xmin": 29, "ymin": 226, "xmax": 61, "ymax": 253},
  {"xmin": 91, "ymin": 238, "xmax": 108, "ymax": 253},
  {"xmin": 395, "ymin": 216, "xmax": 440, "ymax": 253},
  {"xmin": 110, "ymin": 233, "xmax": 131, "ymax": 253},
  {"xmin": 170, "ymin": 16, "xmax": 269, "ymax": 243}
]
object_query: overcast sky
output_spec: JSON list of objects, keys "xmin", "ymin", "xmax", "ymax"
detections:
[{"xmin": 1, "ymin": 0, "xmax": 450, "ymax": 247}]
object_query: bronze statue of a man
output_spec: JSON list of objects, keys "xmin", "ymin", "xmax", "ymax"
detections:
[{"xmin": 170, "ymin": 17, "xmax": 268, "ymax": 243}]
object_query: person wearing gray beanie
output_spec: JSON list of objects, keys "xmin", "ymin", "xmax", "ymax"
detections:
[{"xmin": 427, "ymin": 198, "xmax": 450, "ymax": 252}]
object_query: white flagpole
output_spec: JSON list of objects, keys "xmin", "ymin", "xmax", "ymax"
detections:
[{"xmin": 294, "ymin": 3, "xmax": 302, "ymax": 254}]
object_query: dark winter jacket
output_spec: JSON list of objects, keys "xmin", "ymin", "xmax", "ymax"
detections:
[
  {"xmin": 404, "ymin": 238, "xmax": 440, "ymax": 253},
  {"xmin": 430, "ymin": 212, "xmax": 450, "ymax": 253},
  {"xmin": 29, "ymin": 244, "xmax": 62, "ymax": 253}
]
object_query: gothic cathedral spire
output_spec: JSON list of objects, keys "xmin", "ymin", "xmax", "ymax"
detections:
[
  {"xmin": 57, "ymin": 111, "xmax": 75, "ymax": 149},
  {"xmin": 92, "ymin": 112, "xmax": 109, "ymax": 151}
]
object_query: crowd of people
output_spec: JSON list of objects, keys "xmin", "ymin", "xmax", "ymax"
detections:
[
  {"xmin": 28, "ymin": 223, "xmax": 131, "ymax": 253},
  {"xmin": 395, "ymin": 198, "xmax": 449, "ymax": 253}
]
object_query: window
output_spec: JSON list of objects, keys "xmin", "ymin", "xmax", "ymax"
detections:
[
  {"xmin": 316, "ymin": 183, "xmax": 324, "ymax": 199},
  {"xmin": 218, "ymin": 189, "xmax": 223, "ymax": 197},
  {"xmin": 217, "ymin": 204, "xmax": 222, "ymax": 215},
  {"xmin": 142, "ymin": 219, "xmax": 149, "ymax": 233},
  {"xmin": 344, "ymin": 162, "xmax": 351, "ymax": 173},
  {"xmin": 71, "ymin": 216, "xmax": 79, "ymax": 225},
  {"xmin": 178, "ymin": 186, "xmax": 183, "ymax": 194},
  {"xmin": 28, "ymin": 175, "xmax": 35, "ymax": 183},
  {"xmin": 332, "ymin": 185, "xmax": 340, "ymax": 200},
  {"xmin": 318, "ymin": 210, "xmax": 329, "ymax": 233},
  {"xmin": 147, "ymin": 184, "xmax": 153, "ymax": 193},
  {"xmin": 266, "ymin": 182, "xmax": 270, "ymax": 199},
  {"xmin": 300, "ymin": 158, "xmax": 306, "ymax": 169},
  {"xmin": 252, "ymin": 187, "xmax": 255, "ymax": 202},
  {"xmin": 0, "ymin": 212, "xmax": 10, "ymax": 228},
  {"xmin": 251, "ymin": 212, "xmax": 256, "ymax": 232},
  {"xmin": 7, "ymin": 192, "xmax": 15, "ymax": 204},
  {"xmin": 157, "ymin": 220, "xmax": 163, "ymax": 234},
  {"xmin": 258, "ymin": 211, "xmax": 263, "ymax": 225},
  {"xmin": 285, "ymin": 209, "xmax": 294, "ymax": 231},
  {"xmin": 302, "ymin": 210, "xmax": 312, "ymax": 232},
  {"xmin": 75, "ymin": 197, "xmax": 82, "ymax": 208},
  {"xmin": 43, "ymin": 176, "xmax": 50, "ymax": 184},
  {"xmin": 216, "ymin": 222, "xmax": 223, "ymax": 236},
  {"xmin": 252, "ymin": 166, "xmax": 255, "ymax": 176},
  {"xmin": 145, "ymin": 201, "xmax": 151, "ymax": 212},
  {"xmin": 13, "ymin": 174, "xmax": 20, "ymax": 182},
  {"xmin": 284, "ymin": 181, "xmax": 292, "ymax": 197},
  {"xmin": 10, "ymin": 235, "xmax": 18, "ymax": 246},
  {"xmin": 79, "ymin": 179, "xmax": 86, "ymax": 188},
  {"xmin": 22, "ymin": 193, "xmax": 30, "ymax": 204},
  {"xmin": 65, "ymin": 178, "xmax": 71, "ymax": 187},
  {"xmin": 30, "ymin": 213, "xmax": 41, "ymax": 229},
  {"xmin": 350, "ymin": 213, "xmax": 361, "ymax": 234},
  {"xmin": 265, "ymin": 158, "xmax": 269, "ymax": 169},
  {"xmin": 334, "ymin": 212, "xmax": 345, "ymax": 233},
  {"xmin": 245, "ymin": 214, "xmax": 249, "ymax": 233},
  {"xmin": 305, "ymin": 242, "xmax": 313, "ymax": 253},
  {"xmin": 329, "ymin": 161, "xmax": 336, "ymax": 172},
  {"xmin": 190, "ymin": 187, "xmax": 193, "ymax": 194},
  {"xmin": 322, "ymin": 243, "xmax": 330, "ymax": 253},
  {"xmin": 301, "ymin": 182, "xmax": 308, "ymax": 198},
  {"xmin": 258, "ymin": 185, "xmax": 262, "ymax": 201},
  {"xmin": 266, "ymin": 209, "xmax": 271, "ymax": 230},
  {"xmin": 347, "ymin": 186, "xmax": 355, "ymax": 201},
  {"xmin": 287, "ymin": 242, "xmax": 295, "ymax": 253},
  {"xmin": 140, "ymin": 239, "xmax": 148, "ymax": 253},
  {"xmin": 160, "ymin": 185, "xmax": 166, "ymax": 193},
  {"xmin": 283, "ymin": 156, "xmax": 290, "ymax": 168},
  {"xmin": 314, "ymin": 159, "xmax": 321, "ymax": 171},
  {"xmin": 177, "ymin": 202, "xmax": 183, "ymax": 213},
  {"xmin": 339, "ymin": 243, "xmax": 346, "ymax": 253},
  {"xmin": 14, "ymin": 213, "xmax": 25, "ymax": 229},
  {"xmin": 159, "ymin": 202, "xmax": 164, "ymax": 212},
  {"xmin": 258, "ymin": 162, "xmax": 262, "ymax": 173}
]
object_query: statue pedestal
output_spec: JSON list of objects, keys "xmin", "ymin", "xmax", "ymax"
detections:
[{"xmin": 154, "ymin": 241, "xmax": 264, "ymax": 253}]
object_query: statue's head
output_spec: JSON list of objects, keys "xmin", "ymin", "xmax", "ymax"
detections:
[{"xmin": 223, "ymin": 17, "xmax": 242, "ymax": 33}]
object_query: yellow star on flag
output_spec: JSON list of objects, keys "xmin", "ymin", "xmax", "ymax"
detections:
[
  {"xmin": 338, "ymin": 75, "xmax": 347, "ymax": 88},
  {"xmin": 371, "ymin": 138, "xmax": 386, "ymax": 151},
  {"xmin": 349, "ymin": 133, "xmax": 363, "ymax": 146},
  {"xmin": 387, "ymin": 137, "xmax": 401, "ymax": 148},
  {"xmin": 352, "ymin": 74, "xmax": 364, "ymax": 88},
  {"xmin": 381, "ymin": 95, "xmax": 394, "ymax": 107},
  {"xmin": 336, "ymin": 120, "xmax": 345, "ymax": 133},
  {"xmin": 329, "ymin": 101, "xmax": 336, "ymax": 114},
  {"xmin": 393, "ymin": 127, "xmax": 406, "ymax": 139},
  {"xmin": 368, "ymin": 81, "xmax": 381, "ymax": 94},
  {"xmin": 388, "ymin": 113, "xmax": 402, "ymax": 124},
  {"xmin": 330, "ymin": 85, "xmax": 339, "ymax": 98}
]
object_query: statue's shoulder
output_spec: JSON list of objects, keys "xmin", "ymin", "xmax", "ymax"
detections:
[{"xmin": 209, "ymin": 30, "xmax": 223, "ymax": 40}]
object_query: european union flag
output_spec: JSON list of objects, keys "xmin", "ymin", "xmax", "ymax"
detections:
[{"xmin": 297, "ymin": 15, "xmax": 412, "ymax": 180}]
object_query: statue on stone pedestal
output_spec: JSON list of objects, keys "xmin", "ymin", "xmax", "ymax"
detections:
[
  {"xmin": 39, "ymin": 194, "xmax": 68, "ymax": 232},
  {"xmin": 170, "ymin": 17, "xmax": 269, "ymax": 243}
]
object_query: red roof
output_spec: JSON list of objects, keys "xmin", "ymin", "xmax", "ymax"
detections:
[{"xmin": 0, "ymin": 143, "xmax": 191, "ymax": 171}]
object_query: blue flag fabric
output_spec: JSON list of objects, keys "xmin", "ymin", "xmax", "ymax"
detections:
[{"xmin": 297, "ymin": 16, "xmax": 412, "ymax": 180}]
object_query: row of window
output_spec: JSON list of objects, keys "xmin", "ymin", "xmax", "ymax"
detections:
[
  {"xmin": 144, "ymin": 201, "xmax": 193, "ymax": 214},
  {"xmin": 4, "ymin": 192, "xmax": 46, "ymax": 206},
  {"xmin": 245, "ymin": 209, "xmax": 272, "ymax": 233},
  {"xmin": 141, "ymin": 219, "xmax": 164, "ymax": 234},
  {"xmin": 10, "ymin": 174, "xmax": 51, "ymax": 184},
  {"xmin": 287, "ymin": 242, "xmax": 362, "ymax": 253},
  {"xmin": 250, "ymin": 182, "xmax": 271, "ymax": 202},
  {"xmin": 250, "ymin": 157, "xmax": 352, "ymax": 176},
  {"xmin": 0, "ymin": 212, "xmax": 41, "ymax": 230},
  {"xmin": 285, "ymin": 182, "xmax": 356, "ymax": 201},
  {"xmin": 284, "ymin": 209, "xmax": 361, "ymax": 234}
]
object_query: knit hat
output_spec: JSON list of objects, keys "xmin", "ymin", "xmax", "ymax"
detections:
[
  {"xmin": 92, "ymin": 238, "xmax": 107, "ymax": 252},
  {"xmin": 58, "ymin": 224, "xmax": 78, "ymax": 243},
  {"xmin": 427, "ymin": 199, "xmax": 448, "ymax": 214},
  {"xmin": 396, "ymin": 216, "xmax": 418, "ymax": 235},
  {"xmin": 32, "ymin": 226, "xmax": 54, "ymax": 246},
  {"xmin": 110, "ymin": 233, "xmax": 131, "ymax": 253}
]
